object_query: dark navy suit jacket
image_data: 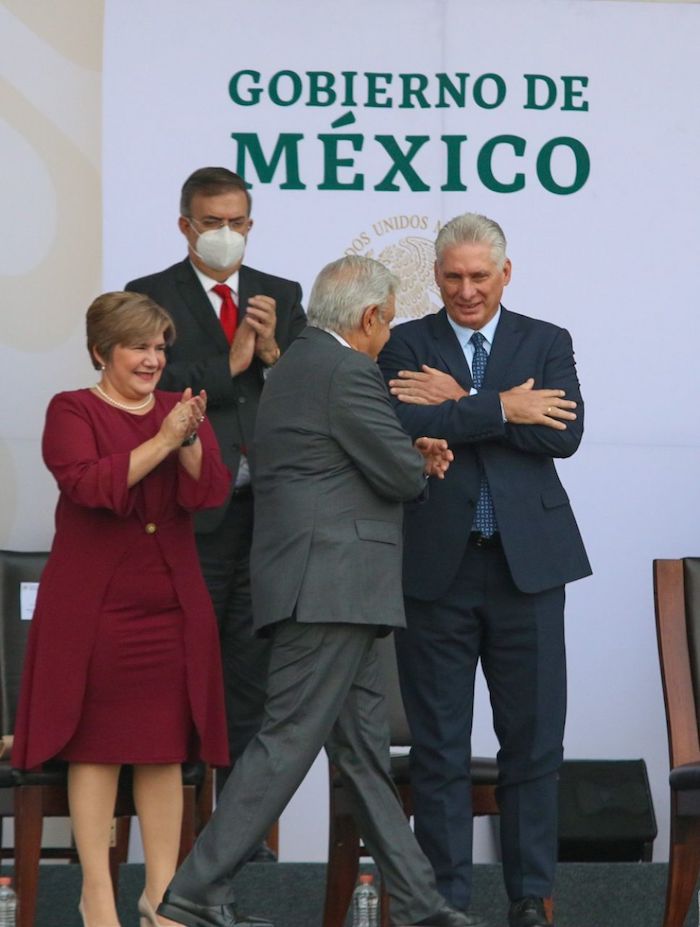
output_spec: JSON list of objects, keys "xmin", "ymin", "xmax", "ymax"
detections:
[
  {"xmin": 378, "ymin": 306, "xmax": 591, "ymax": 598},
  {"xmin": 126, "ymin": 258, "xmax": 306, "ymax": 532}
]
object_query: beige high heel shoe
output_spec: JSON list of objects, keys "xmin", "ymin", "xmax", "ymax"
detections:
[
  {"xmin": 138, "ymin": 891, "xmax": 181, "ymax": 927},
  {"xmin": 78, "ymin": 898, "xmax": 121, "ymax": 927}
]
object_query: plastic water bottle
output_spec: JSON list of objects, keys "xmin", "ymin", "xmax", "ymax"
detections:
[
  {"xmin": 0, "ymin": 877, "xmax": 17, "ymax": 927},
  {"xmin": 352, "ymin": 873, "xmax": 378, "ymax": 927}
]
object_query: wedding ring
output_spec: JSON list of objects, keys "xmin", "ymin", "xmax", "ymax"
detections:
[{"xmin": 546, "ymin": 406, "xmax": 552, "ymax": 414}]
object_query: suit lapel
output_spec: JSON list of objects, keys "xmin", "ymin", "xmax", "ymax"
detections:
[
  {"xmin": 483, "ymin": 307, "xmax": 525, "ymax": 389},
  {"xmin": 174, "ymin": 259, "xmax": 230, "ymax": 349},
  {"xmin": 429, "ymin": 309, "xmax": 473, "ymax": 391}
]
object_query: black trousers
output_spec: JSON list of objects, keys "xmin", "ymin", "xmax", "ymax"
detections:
[
  {"xmin": 196, "ymin": 492, "xmax": 271, "ymax": 787},
  {"xmin": 396, "ymin": 540, "xmax": 566, "ymax": 910}
]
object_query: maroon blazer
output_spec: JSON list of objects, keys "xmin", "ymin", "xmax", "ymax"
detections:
[{"xmin": 13, "ymin": 389, "xmax": 231, "ymax": 769}]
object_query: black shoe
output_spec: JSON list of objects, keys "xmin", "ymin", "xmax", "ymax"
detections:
[
  {"xmin": 508, "ymin": 896, "xmax": 550, "ymax": 927},
  {"xmin": 157, "ymin": 890, "xmax": 274, "ymax": 927},
  {"xmin": 408, "ymin": 904, "xmax": 484, "ymax": 927},
  {"xmin": 247, "ymin": 840, "xmax": 278, "ymax": 862}
]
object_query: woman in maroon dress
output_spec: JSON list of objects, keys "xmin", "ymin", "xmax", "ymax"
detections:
[{"xmin": 13, "ymin": 292, "xmax": 230, "ymax": 927}]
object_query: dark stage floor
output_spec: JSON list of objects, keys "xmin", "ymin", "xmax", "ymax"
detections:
[{"xmin": 0, "ymin": 861, "xmax": 692, "ymax": 927}]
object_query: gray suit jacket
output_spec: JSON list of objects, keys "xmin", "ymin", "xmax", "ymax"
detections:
[{"xmin": 250, "ymin": 327, "xmax": 427, "ymax": 633}]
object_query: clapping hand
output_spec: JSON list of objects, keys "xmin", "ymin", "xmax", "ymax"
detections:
[
  {"xmin": 229, "ymin": 321, "xmax": 257, "ymax": 376},
  {"xmin": 246, "ymin": 295, "xmax": 280, "ymax": 366},
  {"xmin": 161, "ymin": 388, "xmax": 208, "ymax": 449}
]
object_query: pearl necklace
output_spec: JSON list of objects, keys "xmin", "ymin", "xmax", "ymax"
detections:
[{"xmin": 93, "ymin": 382, "xmax": 154, "ymax": 411}]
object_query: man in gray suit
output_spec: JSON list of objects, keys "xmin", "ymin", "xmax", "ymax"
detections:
[{"xmin": 159, "ymin": 256, "xmax": 473, "ymax": 927}]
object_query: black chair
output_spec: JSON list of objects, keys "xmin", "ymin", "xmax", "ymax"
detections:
[
  {"xmin": 0, "ymin": 552, "xmax": 79, "ymax": 859},
  {"xmin": 322, "ymin": 634, "xmax": 500, "ymax": 927},
  {"xmin": 0, "ymin": 549, "xmax": 207, "ymax": 927},
  {"xmin": 654, "ymin": 557, "xmax": 700, "ymax": 927},
  {"xmin": 557, "ymin": 758, "xmax": 656, "ymax": 862}
]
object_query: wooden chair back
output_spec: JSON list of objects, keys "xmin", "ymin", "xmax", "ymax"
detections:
[{"xmin": 654, "ymin": 557, "xmax": 700, "ymax": 927}]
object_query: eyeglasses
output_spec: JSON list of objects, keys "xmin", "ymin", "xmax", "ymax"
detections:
[{"xmin": 187, "ymin": 216, "xmax": 250, "ymax": 233}]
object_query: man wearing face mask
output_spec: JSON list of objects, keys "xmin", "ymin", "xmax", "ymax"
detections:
[{"xmin": 126, "ymin": 167, "xmax": 306, "ymax": 825}]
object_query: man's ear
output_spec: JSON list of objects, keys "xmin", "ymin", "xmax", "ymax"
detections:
[
  {"xmin": 502, "ymin": 257, "xmax": 512, "ymax": 286},
  {"xmin": 361, "ymin": 304, "xmax": 379, "ymax": 334}
]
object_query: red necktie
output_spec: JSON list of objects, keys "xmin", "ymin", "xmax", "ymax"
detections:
[{"xmin": 212, "ymin": 284, "xmax": 238, "ymax": 344}]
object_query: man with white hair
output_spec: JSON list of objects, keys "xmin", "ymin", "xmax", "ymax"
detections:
[
  {"xmin": 158, "ymin": 255, "xmax": 473, "ymax": 927},
  {"xmin": 380, "ymin": 213, "xmax": 591, "ymax": 927}
]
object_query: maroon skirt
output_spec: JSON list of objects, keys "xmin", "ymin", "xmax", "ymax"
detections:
[{"xmin": 59, "ymin": 535, "xmax": 193, "ymax": 763}]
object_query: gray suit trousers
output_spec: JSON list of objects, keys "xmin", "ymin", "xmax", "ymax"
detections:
[{"xmin": 169, "ymin": 619, "xmax": 444, "ymax": 925}]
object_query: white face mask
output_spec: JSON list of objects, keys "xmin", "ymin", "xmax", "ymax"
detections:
[{"xmin": 193, "ymin": 225, "xmax": 246, "ymax": 272}]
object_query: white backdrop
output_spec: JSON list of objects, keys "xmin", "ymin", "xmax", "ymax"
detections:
[{"xmin": 2, "ymin": 0, "xmax": 700, "ymax": 865}]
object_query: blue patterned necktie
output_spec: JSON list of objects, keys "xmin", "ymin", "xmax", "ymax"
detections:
[{"xmin": 470, "ymin": 332, "xmax": 497, "ymax": 536}]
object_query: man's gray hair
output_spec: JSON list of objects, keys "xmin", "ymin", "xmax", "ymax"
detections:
[
  {"xmin": 306, "ymin": 255, "xmax": 399, "ymax": 334},
  {"xmin": 435, "ymin": 213, "xmax": 508, "ymax": 270}
]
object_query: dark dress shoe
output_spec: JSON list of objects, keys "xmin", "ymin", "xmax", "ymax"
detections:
[
  {"xmin": 407, "ymin": 904, "xmax": 485, "ymax": 926},
  {"xmin": 508, "ymin": 897, "xmax": 550, "ymax": 927},
  {"xmin": 157, "ymin": 890, "xmax": 273, "ymax": 927}
]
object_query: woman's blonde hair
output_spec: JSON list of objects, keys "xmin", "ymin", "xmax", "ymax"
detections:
[{"xmin": 86, "ymin": 291, "xmax": 175, "ymax": 370}]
